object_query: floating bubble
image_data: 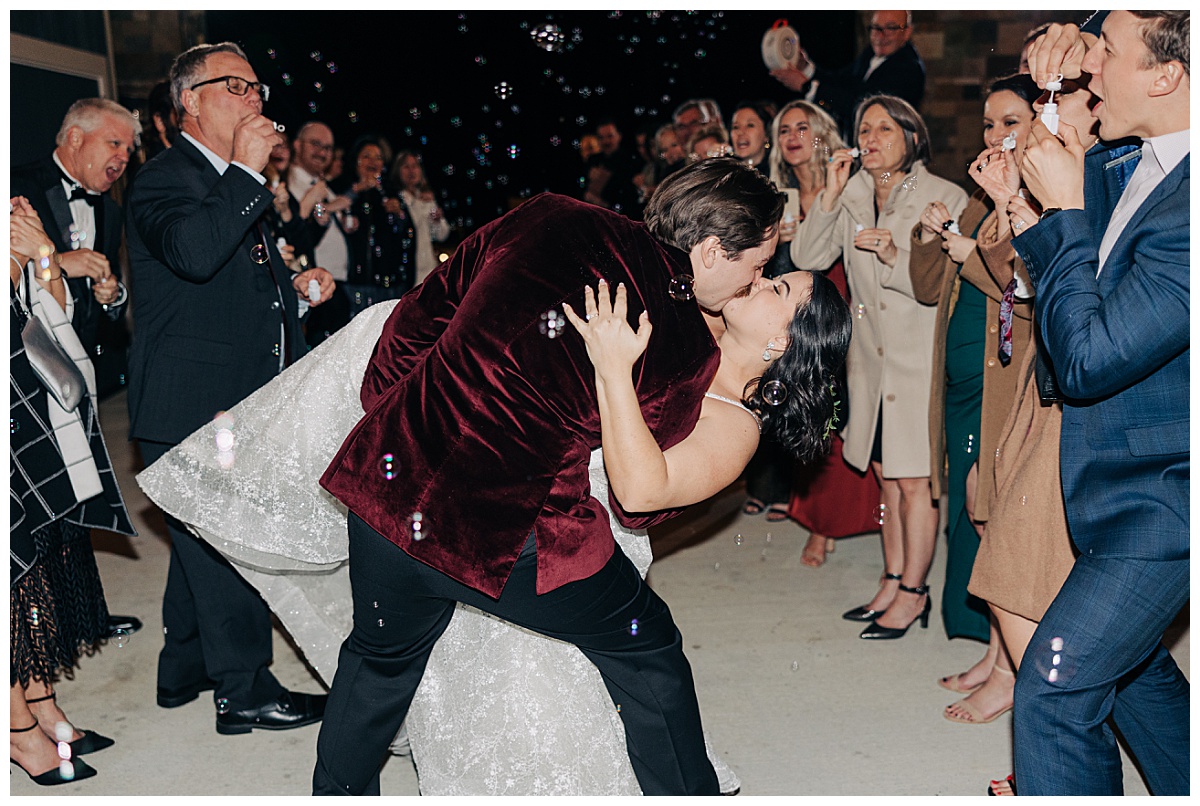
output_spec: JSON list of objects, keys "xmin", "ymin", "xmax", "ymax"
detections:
[
  {"xmin": 539, "ymin": 308, "xmax": 566, "ymax": 339},
  {"xmin": 348, "ymin": 111, "xmax": 358, "ymax": 123},
  {"xmin": 880, "ymin": 172, "xmax": 891, "ymax": 185},
  {"xmin": 409, "ymin": 107, "xmax": 421, "ymax": 119},
  {"xmin": 695, "ymin": 49, "xmax": 707, "ymax": 59},
  {"xmin": 10, "ymin": 418, "xmax": 18, "ymax": 435},
  {"xmin": 628, "ymin": 619, "xmax": 639, "ymax": 636},
  {"xmin": 428, "ymin": 102, "xmax": 439, "ymax": 113},
  {"xmin": 873, "ymin": 504, "xmax": 891, "ymax": 525},
  {"xmin": 766, "ymin": 532, "xmax": 772, "ymax": 543},
  {"xmin": 668, "ymin": 274, "xmax": 695, "ymax": 301},
  {"xmin": 855, "ymin": 303, "xmax": 866, "ymax": 319},
  {"xmin": 281, "ymin": 72, "xmax": 292, "ymax": 86},
  {"xmin": 625, "ymin": 47, "xmax": 634, "ymax": 55},
  {"xmin": 531, "ymin": 23, "xmax": 565, "ymax": 52},
  {"xmin": 474, "ymin": 55, "xmax": 487, "ymax": 65},
  {"xmin": 326, "ymin": 61, "xmax": 338, "ymax": 73},
  {"xmin": 734, "ymin": 534, "xmax": 743, "ymax": 546},
  {"xmin": 458, "ymin": 23, "xmax": 468, "ymax": 33},
  {"xmin": 410, "ymin": 511, "xmax": 424, "ymax": 541},
  {"xmin": 900, "ymin": 176, "xmax": 919, "ymax": 192},
  {"xmin": 308, "ymin": 101, "xmax": 318, "ymax": 114},
  {"xmin": 595, "ymin": 86, "xmax": 606, "ymax": 95},
  {"xmin": 578, "ymin": 87, "xmax": 591, "ymax": 98},
  {"xmin": 29, "ymin": 606, "xmax": 39, "ymax": 627},
  {"xmin": 94, "ymin": 345, "xmax": 104, "ymax": 356},
  {"xmin": 215, "ymin": 428, "xmax": 234, "ymax": 452},
  {"xmin": 313, "ymin": 81, "xmax": 324, "ymax": 93},
  {"xmin": 495, "ymin": 81, "xmax": 513, "ymax": 99},
  {"xmin": 111, "ymin": 627, "xmax": 131, "ymax": 648},
  {"xmin": 404, "ymin": 127, "xmax": 414, "ymax": 137},
  {"xmin": 761, "ymin": 380, "xmax": 788, "ymax": 406},
  {"xmin": 714, "ymin": 562, "xmax": 721, "ymax": 571},
  {"xmin": 250, "ymin": 244, "xmax": 269, "ymax": 264},
  {"xmin": 217, "ymin": 450, "xmax": 235, "ymax": 469},
  {"xmin": 451, "ymin": 116, "xmax": 462, "ymax": 128},
  {"xmin": 791, "ymin": 661, "xmax": 799, "ymax": 672},
  {"xmin": 575, "ymin": 115, "xmax": 587, "ymax": 126},
  {"xmin": 381, "ymin": 453, "xmax": 397, "ymax": 480},
  {"xmin": 267, "ymin": 48, "xmax": 276, "ymax": 59}
]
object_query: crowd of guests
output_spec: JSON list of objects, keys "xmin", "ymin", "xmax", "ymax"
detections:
[{"xmin": 9, "ymin": 9, "xmax": 1188, "ymax": 797}]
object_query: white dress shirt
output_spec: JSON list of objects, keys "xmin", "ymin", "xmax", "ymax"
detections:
[{"xmin": 288, "ymin": 165, "xmax": 349, "ymax": 281}]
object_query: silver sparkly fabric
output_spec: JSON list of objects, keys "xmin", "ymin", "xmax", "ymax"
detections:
[{"xmin": 137, "ymin": 300, "xmax": 738, "ymax": 795}]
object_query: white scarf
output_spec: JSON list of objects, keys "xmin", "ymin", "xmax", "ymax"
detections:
[{"xmin": 23, "ymin": 263, "xmax": 103, "ymax": 503}]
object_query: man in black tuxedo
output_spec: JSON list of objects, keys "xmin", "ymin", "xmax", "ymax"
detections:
[
  {"xmin": 771, "ymin": 10, "xmax": 926, "ymax": 139},
  {"xmin": 125, "ymin": 41, "xmax": 334, "ymax": 735},
  {"xmin": 11, "ymin": 98, "xmax": 143, "ymax": 639},
  {"xmin": 11, "ymin": 99, "xmax": 135, "ymax": 373}
]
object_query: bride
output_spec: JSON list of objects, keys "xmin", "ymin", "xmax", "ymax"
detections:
[{"xmin": 137, "ymin": 270, "xmax": 849, "ymax": 795}]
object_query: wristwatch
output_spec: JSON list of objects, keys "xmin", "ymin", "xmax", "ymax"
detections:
[{"xmin": 1039, "ymin": 207, "xmax": 1064, "ymax": 221}]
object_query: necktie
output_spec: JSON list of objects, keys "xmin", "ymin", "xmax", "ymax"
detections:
[{"xmin": 998, "ymin": 279, "xmax": 1015, "ymax": 366}]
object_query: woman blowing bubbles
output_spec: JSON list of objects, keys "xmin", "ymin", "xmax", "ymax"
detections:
[{"xmin": 791, "ymin": 94, "xmax": 968, "ymax": 639}]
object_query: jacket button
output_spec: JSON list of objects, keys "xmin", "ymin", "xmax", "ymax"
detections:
[
  {"xmin": 877, "ymin": 347, "xmax": 884, "ymax": 356},
  {"xmin": 987, "ymin": 358, "xmax": 997, "ymax": 367},
  {"xmin": 271, "ymin": 301, "xmax": 281, "ymax": 310},
  {"xmin": 886, "ymin": 394, "xmax": 896, "ymax": 402},
  {"xmin": 879, "ymin": 302, "xmax": 887, "ymax": 310},
  {"xmin": 989, "ymin": 324, "xmax": 998, "ymax": 334},
  {"xmin": 272, "ymin": 344, "xmax": 280, "ymax": 357}
]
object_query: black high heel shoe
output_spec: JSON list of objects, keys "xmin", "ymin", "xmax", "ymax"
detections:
[
  {"xmin": 841, "ymin": 573, "xmax": 902, "ymax": 621},
  {"xmin": 10, "ymin": 721, "xmax": 97, "ymax": 785},
  {"xmin": 24, "ymin": 693, "xmax": 114, "ymax": 756},
  {"xmin": 859, "ymin": 583, "xmax": 931, "ymax": 639}
]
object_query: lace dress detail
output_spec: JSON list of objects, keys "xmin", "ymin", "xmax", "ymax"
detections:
[{"xmin": 137, "ymin": 300, "xmax": 739, "ymax": 796}]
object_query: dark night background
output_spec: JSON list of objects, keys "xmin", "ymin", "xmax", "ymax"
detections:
[{"xmin": 206, "ymin": 11, "xmax": 858, "ymax": 233}]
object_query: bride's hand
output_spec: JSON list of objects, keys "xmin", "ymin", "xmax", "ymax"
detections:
[{"xmin": 562, "ymin": 279, "xmax": 652, "ymax": 382}]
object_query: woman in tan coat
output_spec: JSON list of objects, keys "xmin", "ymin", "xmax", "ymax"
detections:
[
  {"xmin": 791, "ymin": 95, "xmax": 968, "ymax": 639},
  {"xmin": 909, "ymin": 74, "xmax": 1040, "ymax": 725}
]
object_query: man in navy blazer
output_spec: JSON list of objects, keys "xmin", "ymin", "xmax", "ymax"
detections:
[
  {"xmin": 126, "ymin": 42, "xmax": 334, "ymax": 736},
  {"xmin": 1009, "ymin": 11, "xmax": 1189, "ymax": 795}
]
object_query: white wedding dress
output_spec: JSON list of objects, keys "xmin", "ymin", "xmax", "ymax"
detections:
[{"xmin": 137, "ymin": 300, "xmax": 738, "ymax": 796}]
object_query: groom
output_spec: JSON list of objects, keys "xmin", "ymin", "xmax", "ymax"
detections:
[{"xmin": 315, "ymin": 158, "xmax": 781, "ymax": 795}]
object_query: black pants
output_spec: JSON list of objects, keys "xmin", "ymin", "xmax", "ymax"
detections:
[
  {"xmin": 312, "ymin": 512, "xmax": 719, "ymax": 795},
  {"xmin": 140, "ymin": 440, "xmax": 284, "ymax": 711}
]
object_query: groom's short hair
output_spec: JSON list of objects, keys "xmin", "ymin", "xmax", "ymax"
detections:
[{"xmin": 644, "ymin": 157, "xmax": 784, "ymax": 260}]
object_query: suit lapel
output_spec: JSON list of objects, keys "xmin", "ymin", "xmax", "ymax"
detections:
[
  {"xmin": 1100, "ymin": 155, "xmax": 1189, "ymax": 289},
  {"xmin": 44, "ymin": 178, "xmax": 74, "ymax": 247}
]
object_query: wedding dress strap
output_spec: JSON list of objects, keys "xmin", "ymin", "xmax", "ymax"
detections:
[{"xmin": 703, "ymin": 392, "xmax": 762, "ymax": 433}]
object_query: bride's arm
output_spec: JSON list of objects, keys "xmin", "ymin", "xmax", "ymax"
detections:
[{"xmin": 563, "ymin": 281, "xmax": 758, "ymax": 512}]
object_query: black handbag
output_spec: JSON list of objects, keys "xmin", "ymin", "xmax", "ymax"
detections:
[{"xmin": 19, "ymin": 263, "xmax": 85, "ymax": 412}]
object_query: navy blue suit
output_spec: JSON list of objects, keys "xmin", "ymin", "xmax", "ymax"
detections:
[{"xmin": 1011, "ymin": 146, "xmax": 1189, "ymax": 795}]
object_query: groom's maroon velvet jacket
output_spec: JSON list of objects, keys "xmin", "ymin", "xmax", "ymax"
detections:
[{"xmin": 320, "ymin": 194, "xmax": 720, "ymax": 598}]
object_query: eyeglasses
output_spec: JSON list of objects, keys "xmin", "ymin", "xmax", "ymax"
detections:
[
  {"xmin": 299, "ymin": 139, "xmax": 334, "ymax": 153},
  {"xmin": 868, "ymin": 24, "xmax": 908, "ymax": 34},
  {"xmin": 189, "ymin": 75, "xmax": 270, "ymax": 102}
]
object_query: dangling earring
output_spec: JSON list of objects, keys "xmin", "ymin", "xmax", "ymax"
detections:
[{"xmin": 762, "ymin": 341, "xmax": 776, "ymax": 362}]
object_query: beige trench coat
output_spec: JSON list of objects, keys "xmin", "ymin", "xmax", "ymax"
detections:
[{"xmin": 791, "ymin": 161, "xmax": 968, "ymax": 477}]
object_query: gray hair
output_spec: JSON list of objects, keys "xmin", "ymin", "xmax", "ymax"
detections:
[
  {"xmin": 55, "ymin": 98, "xmax": 140, "ymax": 147},
  {"xmin": 169, "ymin": 41, "xmax": 248, "ymax": 115}
]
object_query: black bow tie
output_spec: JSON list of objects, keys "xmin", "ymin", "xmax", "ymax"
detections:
[{"xmin": 68, "ymin": 186, "xmax": 100, "ymax": 206}]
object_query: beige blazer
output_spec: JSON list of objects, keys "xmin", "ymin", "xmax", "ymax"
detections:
[{"xmin": 791, "ymin": 161, "xmax": 968, "ymax": 477}]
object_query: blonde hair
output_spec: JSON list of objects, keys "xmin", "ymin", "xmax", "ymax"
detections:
[{"xmin": 767, "ymin": 100, "xmax": 843, "ymax": 191}]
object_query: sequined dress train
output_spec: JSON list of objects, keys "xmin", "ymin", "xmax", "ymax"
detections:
[{"xmin": 136, "ymin": 299, "xmax": 738, "ymax": 795}]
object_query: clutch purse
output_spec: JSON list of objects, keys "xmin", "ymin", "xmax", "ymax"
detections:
[{"xmin": 19, "ymin": 264, "xmax": 85, "ymax": 412}]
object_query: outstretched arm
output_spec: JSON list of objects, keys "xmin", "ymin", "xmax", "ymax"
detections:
[{"xmin": 563, "ymin": 280, "xmax": 758, "ymax": 512}]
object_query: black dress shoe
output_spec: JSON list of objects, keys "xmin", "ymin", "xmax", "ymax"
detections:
[
  {"xmin": 215, "ymin": 691, "xmax": 327, "ymax": 735},
  {"xmin": 11, "ymin": 756, "xmax": 97, "ymax": 786},
  {"xmin": 157, "ymin": 679, "xmax": 218, "ymax": 709},
  {"xmin": 68, "ymin": 729, "xmax": 115, "ymax": 756},
  {"xmin": 104, "ymin": 615, "xmax": 142, "ymax": 637}
]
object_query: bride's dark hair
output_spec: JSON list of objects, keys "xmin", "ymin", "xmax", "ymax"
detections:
[{"xmin": 744, "ymin": 271, "xmax": 852, "ymax": 463}]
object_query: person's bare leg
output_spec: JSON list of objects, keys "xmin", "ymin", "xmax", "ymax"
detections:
[
  {"xmin": 941, "ymin": 619, "xmax": 1001, "ymax": 692},
  {"xmin": 10, "ymin": 683, "xmax": 61, "ymax": 776},
  {"xmin": 24, "ymin": 679, "xmax": 83, "ymax": 744},
  {"xmin": 872, "ymin": 476, "xmax": 937, "ymax": 630},
  {"xmin": 984, "ymin": 603, "xmax": 1042, "ymax": 794},
  {"xmin": 861, "ymin": 463, "xmax": 903, "ymax": 612},
  {"xmin": 945, "ymin": 627, "xmax": 1015, "ymax": 723}
]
